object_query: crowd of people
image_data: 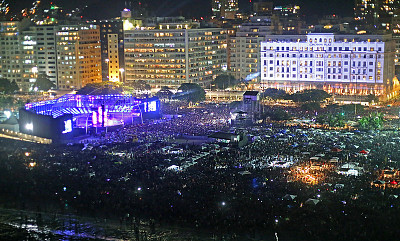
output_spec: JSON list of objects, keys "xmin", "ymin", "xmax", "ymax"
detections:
[
  {"xmin": 82, "ymin": 103, "xmax": 231, "ymax": 146},
  {"xmin": 1, "ymin": 102, "xmax": 400, "ymax": 240}
]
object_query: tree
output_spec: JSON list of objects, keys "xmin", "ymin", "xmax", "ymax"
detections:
[
  {"xmin": 76, "ymin": 81, "xmax": 123, "ymax": 95},
  {"xmin": 175, "ymin": 83, "xmax": 206, "ymax": 103},
  {"xmin": 370, "ymin": 112, "xmax": 384, "ymax": 129},
  {"xmin": 358, "ymin": 116, "xmax": 369, "ymax": 129},
  {"xmin": 366, "ymin": 94, "xmax": 379, "ymax": 104},
  {"xmin": 130, "ymin": 80, "xmax": 151, "ymax": 91},
  {"xmin": 263, "ymin": 88, "xmax": 286, "ymax": 100},
  {"xmin": 33, "ymin": 73, "xmax": 55, "ymax": 91},
  {"xmin": 342, "ymin": 104, "xmax": 365, "ymax": 115},
  {"xmin": 211, "ymin": 74, "xmax": 237, "ymax": 90},
  {"xmin": 0, "ymin": 78, "xmax": 18, "ymax": 94},
  {"xmin": 263, "ymin": 109, "xmax": 291, "ymax": 121},
  {"xmin": 358, "ymin": 112, "xmax": 384, "ymax": 130},
  {"xmin": 316, "ymin": 113, "xmax": 346, "ymax": 127},
  {"xmin": 301, "ymin": 102, "xmax": 321, "ymax": 111},
  {"xmin": 285, "ymin": 89, "xmax": 331, "ymax": 103},
  {"xmin": 156, "ymin": 86, "xmax": 173, "ymax": 100}
]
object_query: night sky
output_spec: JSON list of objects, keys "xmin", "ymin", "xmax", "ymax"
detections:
[{"xmin": 10, "ymin": 0, "xmax": 354, "ymax": 20}]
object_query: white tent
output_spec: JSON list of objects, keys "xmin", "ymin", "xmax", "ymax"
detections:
[
  {"xmin": 305, "ymin": 198, "xmax": 320, "ymax": 205},
  {"xmin": 167, "ymin": 165, "xmax": 181, "ymax": 171},
  {"xmin": 238, "ymin": 171, "xmax": 252, "ymax": 175},
  {"xmin": 335, "ymin": 184, "xmax": 345, "ymax": 189},
  {"xmin": 282, "ymin": 194, "xmax": 297, "ymax": 201}
]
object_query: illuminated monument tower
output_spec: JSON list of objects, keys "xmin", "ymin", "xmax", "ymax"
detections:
[{"xmin": 212, "ymin": 0, "xmax": 239, "ymax": 19}]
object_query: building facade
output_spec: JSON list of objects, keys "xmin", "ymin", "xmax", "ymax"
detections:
[
  {"xmin": 212, "ymin": 0, "xmax": 239, "ymax": 19},
  {"xmin": 34, "ymin": 25, "xmax": 58, "ymax": 85},
  {"xmin": 273, "ymin": 4, "xmax": 303, "ymax": 34},
  {"xmin": 354, "ymin": 0, "xmax": 400, "ymax": 32},
  {"xmin": 0, "ymin": 21, "xmax": 102, "ymax": 91},
  {"xmin": 393, "ymin": 10, "xmax": 400, "ymax": 65},
  {"xmin": 230, "ymin": 16, "xmax": 276, "ymax": 82},
  {"xmin": 260, "ymin": 33, "xmax": 396, "ymax": 97},
  {"xmin": 56, "ymin": 24, "xmax": 102, "ymax": 90},
  {"xmin": 0, "ymin": 21, "xmax": 38, "ymax": 91},
  {"xmin": 98, "ymin": 20, "xmax": 124, "ymax": 82},
  {"xmin": 124, "ymin": 27, "xmax": 227, "ymax": 89}
]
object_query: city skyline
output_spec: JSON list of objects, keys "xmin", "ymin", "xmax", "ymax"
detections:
[
  {"xmin": 1, "ymin": 0, "xmax": 400, "ymax": 241},
  {"xmin": 9, "ymin": 0, "xmax": 354, "ymax": 19}
]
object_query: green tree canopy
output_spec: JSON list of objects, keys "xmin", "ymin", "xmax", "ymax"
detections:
[
  {"xmin": 358, "ymin": 112, "xmax": 384, "ymax": 130},
  {"xmin": 76, "ymin": 81, "xmax": 123, "ymax": 95},
  {"xmin": 316, "ymin": 113, "xmax": 345, "ymax": 127},
  {"xmin": 341, "ymin": 104, "xmax": 365, "ymax": 115},
  {"xmin": 211, "ymin": 74, "xmax": 237, "ymax": 90},
  {"xmin": 128, "ymin": 80, "xmax": 151, "ymax": 91},
  {"xmin": 156, "ymin": 86, "xmax": 173, "ymax": 99},
  {"xmin": 366, "ymin": 94, "xmax": 379, "ymax": 104},
  {"xmin": 176, "ymin": 83, "xmax": 206, "ymax": 103},
  {"xmin": 285, "ymin": 89, "xmax": 331, "ymax": 103},
  {"xmin": 33, "ymin": 73, "xmax": 55, "ymax": 91},
  {"xmin": 263, "ymin": 109, "xmax": 291, "ymax": 121},
  {"xmin": 301, "ymin": 102, "xmax": 321, "ymax": 112},
  {"xmin": 263, "ymin": 88, "xmax": 286, "ymax": 100},
  {"xmin": 0, "ymin": 78, "xmax": 18, "ymax": 94}
]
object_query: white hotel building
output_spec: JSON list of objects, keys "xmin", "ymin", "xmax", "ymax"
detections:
[{"xmin": 260, "ymin": 33, "xmax": 396, "ymax": 97}]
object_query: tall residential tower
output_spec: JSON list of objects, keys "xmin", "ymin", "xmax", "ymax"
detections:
[{"xmin": 212, "ymin": 0, "xmax": 239, "ymax": 19}]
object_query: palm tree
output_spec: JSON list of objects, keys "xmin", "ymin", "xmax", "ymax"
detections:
[
  {"xmin": 358, "ymin": 116, "xmax": 369, "ymax": 129},
  {"xmin": 370, "ymin": 112, "xmax": 384, "ymax": 129}
]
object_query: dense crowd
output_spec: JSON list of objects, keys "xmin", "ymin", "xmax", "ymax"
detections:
[
  {"xmin": 1, "ymin": 103, "xmax": 400, "ymax": 240},
  {"xmin": 84, "ymin": 103, "xmax": 231, "ymax": 145}
]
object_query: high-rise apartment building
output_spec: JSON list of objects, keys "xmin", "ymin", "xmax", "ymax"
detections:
[
  {"xmin": 34, "ymin": 25, "xmax": 58, "ymax": 85},
  {"xmin": 0, "ymin": 21, "xmax": 102, "ymax": 91},
  {"xmin": 98, "ymin": 20, "xmax": 124, "ymax": 82},
  {"xmin": 212, "ymin": 0, "xmax": 239, "ymax": 19},
  {"xmin": 273, "ymin": 5, "xmax": 303, "ymax": 34},
  {"xmin": 261, "ymin": 33, "xmax": 396, "ymax": 98},
  {"xmin": 354, "ymin": 0, "xmax": 400, "ymax": 32},
  {"xmin": 124, "ymin": 21, "xmax": 227, "ymax": 89},
  {"xmin": 393, "ymin": 10, "xmax": 400, "ymax": 65},
  {"xmin": 253, "ymin": 1, "xmax": 273, "ymax": 15},
  {"xmin": 107, "ymin": 33, "xmax": 121, "ymax": 82},
  {"xmin": 0, "ymin": 21, "xmax": 37, "ymax": 91},
  {"xmin": 230, "ymin": 16, "xmax": 277, "ymax": 82},
  {"xmin": 56, "ymin": 25, "xmax": 102, "ymax": 90}
]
